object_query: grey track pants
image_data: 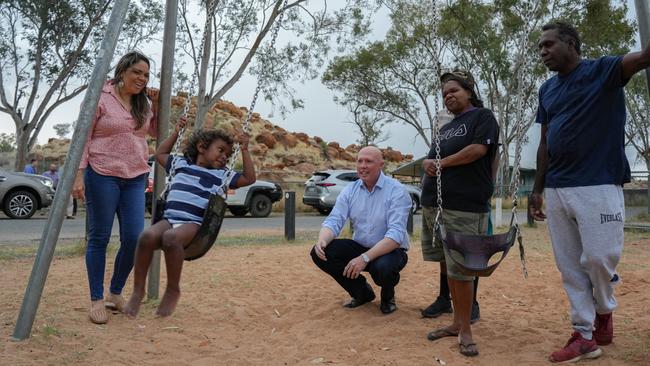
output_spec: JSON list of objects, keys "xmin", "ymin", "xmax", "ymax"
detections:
[{"xmin": 545, "ymin": 185, "xmax": 624, "ymax": 339}]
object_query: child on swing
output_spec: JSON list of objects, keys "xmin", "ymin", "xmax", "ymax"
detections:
[{"xmin": 124, "ymin": 119, "xmax": 256, "ymax": 317}]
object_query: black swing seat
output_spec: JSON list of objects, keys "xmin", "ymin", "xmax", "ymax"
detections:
[
  {"xmin": 153, "ymin": 193, "xmax": 227, "ymax": 261},
  {"xmin": 183, "ymin": 194, "xmax": 227, "ymax": 261},
  {"xmin": 436, "ymin": 224, "xmax": 518, "ymax": 277}
]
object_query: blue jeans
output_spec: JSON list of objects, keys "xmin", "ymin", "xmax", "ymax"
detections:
[{"xmin": 85, "ymin": 166, "xmax": 147, "ymax": 301}]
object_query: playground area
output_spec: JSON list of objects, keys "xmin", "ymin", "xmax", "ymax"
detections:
[{"xmin": 1, "ymin": 226, "xmax": 649, "ymax": 365}]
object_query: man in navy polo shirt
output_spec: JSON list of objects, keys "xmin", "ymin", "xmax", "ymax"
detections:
[{"xmin": 529, "ymin": 21, "xmax": 650, "ymax": 363}]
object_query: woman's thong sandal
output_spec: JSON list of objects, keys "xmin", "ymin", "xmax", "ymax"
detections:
[
  {"xmin": 459, "ymin": 342, "xmax": 479, "ymax": 357},
  {"xmin": 427, "ymin": 327, "xmax": 459, "ymax": 341}
]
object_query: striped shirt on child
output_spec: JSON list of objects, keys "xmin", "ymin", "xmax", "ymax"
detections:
[{"xmin": 163, "ymin": 155, "xmax": 240, "ymax": 225}]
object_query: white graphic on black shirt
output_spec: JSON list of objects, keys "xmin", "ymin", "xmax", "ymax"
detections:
[{"xmin": 441, "ymin": 124, "xmax": 467, "ymax": 141}]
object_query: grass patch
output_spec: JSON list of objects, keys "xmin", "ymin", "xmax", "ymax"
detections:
[
  {"xmin": 632, "ymin": 212, "xmax": 650, "ymax": 222},
  {"xmin": 41, "ymin": 324, "xmax": 60, "ymax": 337},
  {"xmin": 0, "ymin": 239, "xmax": 116, "ymax": 261},
  {"xmin": 0, "ymin": 233, "xmax": 321, "ymax": 262},
  {"xmin": 216, "ymin": 231, "xmax": 318, "ymax": 247}
]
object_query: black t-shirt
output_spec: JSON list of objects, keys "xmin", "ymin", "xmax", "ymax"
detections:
[{"xmin": 421, "ymin": 108, "xmax": 499, "ymax": 213}]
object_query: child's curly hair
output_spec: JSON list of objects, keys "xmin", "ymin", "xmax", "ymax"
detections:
[{"xmin": 183, "ymin": 129, "xmax": 234, "ymax": 163}]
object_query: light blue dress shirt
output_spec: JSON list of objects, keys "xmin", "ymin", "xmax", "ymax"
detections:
[{"xmin": 322, "ymin": 172, "xmax": 411, "ymax": 250}]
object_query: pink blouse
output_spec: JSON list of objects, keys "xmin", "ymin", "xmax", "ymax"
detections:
[{"xmin": 79, "ymin": 81, "xmax": 157, "ymax": 179}]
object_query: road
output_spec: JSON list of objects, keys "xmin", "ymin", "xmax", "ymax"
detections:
[
  {"xmin": 1, "ymin": 206, "xmax": 645, "ymax": 245},
  {"xmin": 0, "ymin": 212, "xmax": 422, "ymax": 245}
]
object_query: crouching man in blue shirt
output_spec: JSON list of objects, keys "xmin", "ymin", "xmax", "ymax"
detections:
[{"xmin": 311, "ymin": 146, "xmax": 411, "ymax": 314}]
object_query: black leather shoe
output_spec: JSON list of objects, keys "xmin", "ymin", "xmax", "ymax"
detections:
[
  {"xmin": 380, "ymin": 297, "xmax": 397, "ymax": 314},
  {"xmin": 343, "ymin": 292, "xmax": 376, "ymax": 308},
  {"xmin": 421, "ymin": 296, "xmax": 453, "ymax": 318},
  {"xmin": 470, "ymin": 301, "xmax": 480, "ymax": 324}
]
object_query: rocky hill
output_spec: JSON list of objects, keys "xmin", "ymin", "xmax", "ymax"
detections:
[{"xmin": 33, "ymin": 95, "xmax": 413, "ymax": 182}]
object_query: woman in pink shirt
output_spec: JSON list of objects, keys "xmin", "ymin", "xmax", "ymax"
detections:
[{"xmin": 72, "ymin": 51, "xmax": 159, "ymax": 324}]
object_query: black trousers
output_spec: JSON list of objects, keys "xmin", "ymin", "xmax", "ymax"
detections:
[{"xmin": 311, "ymin": 239, "xmax": 408, "ymax": 302}]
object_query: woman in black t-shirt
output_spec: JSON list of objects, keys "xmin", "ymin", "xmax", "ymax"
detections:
[{"xmin": 421, "ymin": 70, "xmax": 499, "ymax": 357}]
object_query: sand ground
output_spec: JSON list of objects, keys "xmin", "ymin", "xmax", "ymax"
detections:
[{"xmin": 1, "ymin": 226, "xmax": 649, "ymax": 365}]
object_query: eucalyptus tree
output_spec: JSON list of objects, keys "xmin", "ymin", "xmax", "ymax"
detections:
[
  {"xmin": 176, "ymin": 0, "xmax": 375, "ymax": 129},
  {"xmin": 0, "ymin": 0, "xmax": 163, "ymax": 171},
  {"xmin": 625, "ymin": 74, "xmax": 650, "ymax": 174},
  {"xmin": 323, "ymin": 0, "xmax": 443, "ymax": 148},
  {"xmin": 324, "ymin": 0, "xmax": 635, "ymax": 191},
  {"xmin": 347, "ymin": 101, "xmax": 391, "ymax": 146}
]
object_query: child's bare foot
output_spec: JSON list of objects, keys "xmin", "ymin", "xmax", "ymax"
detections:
[
  {"xmin": 156, "ymin": 288, "xmax": 180, "ymax": 317},
  {"xmin": 123, "ymin": 290, "xmax": 145, "ymax": 318}
]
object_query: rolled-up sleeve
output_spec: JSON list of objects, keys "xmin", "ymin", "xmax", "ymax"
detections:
[
  {"xmin": 322, "ymin": 185, "xmax": 352, "ymax": 237},
  {"xmin": 383, "ymin": 185, "xmax": 411, "ymax": 247}
]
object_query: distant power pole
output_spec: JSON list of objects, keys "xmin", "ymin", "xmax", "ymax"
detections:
[{"xmin": 634, "ymin": 0, "xmax": 650, "ymax": 214}]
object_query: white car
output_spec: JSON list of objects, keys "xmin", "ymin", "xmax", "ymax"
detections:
[
  {"xmin": 225, "ymin": 180, "xmax": 283, "ymax": 217},
  {"xmin": 145, "ymin": 158, "xmax": 282, "ymax": 218},
  {"xmin": 303, "ymin": 169, "xmax": 421, "ymax": 215}
]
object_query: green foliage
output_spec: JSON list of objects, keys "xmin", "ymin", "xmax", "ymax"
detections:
[
  {"xmin": 576, "ymin": 0, "xmax": 635, "ymax": 58},
  {"xmin": 325, "ymin": 0, "xmax": 636, "ymax": 192},
  {"xmin": 41, "ymin": 324, "xmax": 60, "ymax": 337},
  {"xmin": 624, "ymin": 74, "xmax": 650, "ymax": 169},
  {"xmin": 320, "ymin": 140, "xmax": 330, "ymax": 160},
  {"xmin": 0, "ymin": 0, "xmax": 164, "ymax": 170},
  {"xmin": 0, "ymin": 133, "xmax": 16, "ymax": 152},
  {"xmin": 323, "ymin": 1, "xmax": 438, "ymax": 147},
  {"xmin": 175, "ymin": 0, "xmax": 377, "ymax": 128},
  {"xmin": 52, "ymin": 123, "xmax": 72, "ymax": 138}
]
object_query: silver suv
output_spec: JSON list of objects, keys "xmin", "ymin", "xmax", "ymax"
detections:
[
  {"xmin": 0, "ymin": 168, "xmax": 55, "ymax": 219},
  {"xmin": 303, "ymin": 169, "xmax": 421, "ymax": 215}
]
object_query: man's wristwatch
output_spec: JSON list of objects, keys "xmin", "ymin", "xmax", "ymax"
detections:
[{"xmin": 361, "ymin": 253, "xmax": 370, "ymax": 263}]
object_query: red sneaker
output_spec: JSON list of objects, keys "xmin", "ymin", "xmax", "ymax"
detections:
[
  {"xmin": 549, "ymin": 332, "xmax": 602, "ymax": 363},
  {"xmin": 593, "ymin": 313, "xmax": 613, "ymax": 346}
]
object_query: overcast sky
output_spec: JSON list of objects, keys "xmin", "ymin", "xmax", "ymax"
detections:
[{"xmin": 0, "ymin": 0, "xmax": 645, "ymax": 171}]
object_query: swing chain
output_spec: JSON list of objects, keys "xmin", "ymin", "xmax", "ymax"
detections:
[
  {"xmin": 224, "ymin": 0, "xmax": 289, "ymax": 184},
  {"xmin": 430, "ymin": 0, "xmax": 443, "ymax": 229},
  {"xmin": 509, "ymin": 17, "xmax": 536, "ymax": 279},
  {"xmin": 509, "ymin": 28, "xmax": 531, "ymax": 222}
]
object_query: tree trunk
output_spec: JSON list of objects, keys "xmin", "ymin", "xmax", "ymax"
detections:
[
  {"xmin": 14, "ymin": 128, "xmax": 31, "ymax": 172},
  {"xmin": 195, "ymin": 97, "xmax": 211, "ymax": 130}
]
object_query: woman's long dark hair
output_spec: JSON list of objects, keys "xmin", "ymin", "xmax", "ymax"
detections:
[{"xmin": 113, "ymin": 51, "xmax": 151, "ymax": 130}]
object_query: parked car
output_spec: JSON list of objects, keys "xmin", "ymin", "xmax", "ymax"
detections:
[
  {"xmin": 225, "ymin": 180, "xmax": 283, "ymax": 217},
  {"xmin": 145, "ymin": 159, "xmax": 283, "ymax": 218},
  {"xmin": 302, "ymin": 169, "xmax": 421, "ymax": 215},
  {"xmin": 0, "ymin": 168, "xmax": 55, "ymax": 219}
]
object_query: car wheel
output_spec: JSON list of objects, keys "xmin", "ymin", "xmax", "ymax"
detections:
[
  {"xmin": 249, "ymin": 194, "xmax": 272, "ymax": 217},
  {"xmin": 229, "ymin": 207, "xmax": 249, "ymax": 217},
  {"xmin": 317, "ymin": 207, "xmax": 332, "ymax": 215},
  {"xmin": 410, "ymin": 195, "xmax": 419, "ymax": 215},
  {"xmin": 3, "ymin": 190, "xmax": 38, "ymax": 219}
]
